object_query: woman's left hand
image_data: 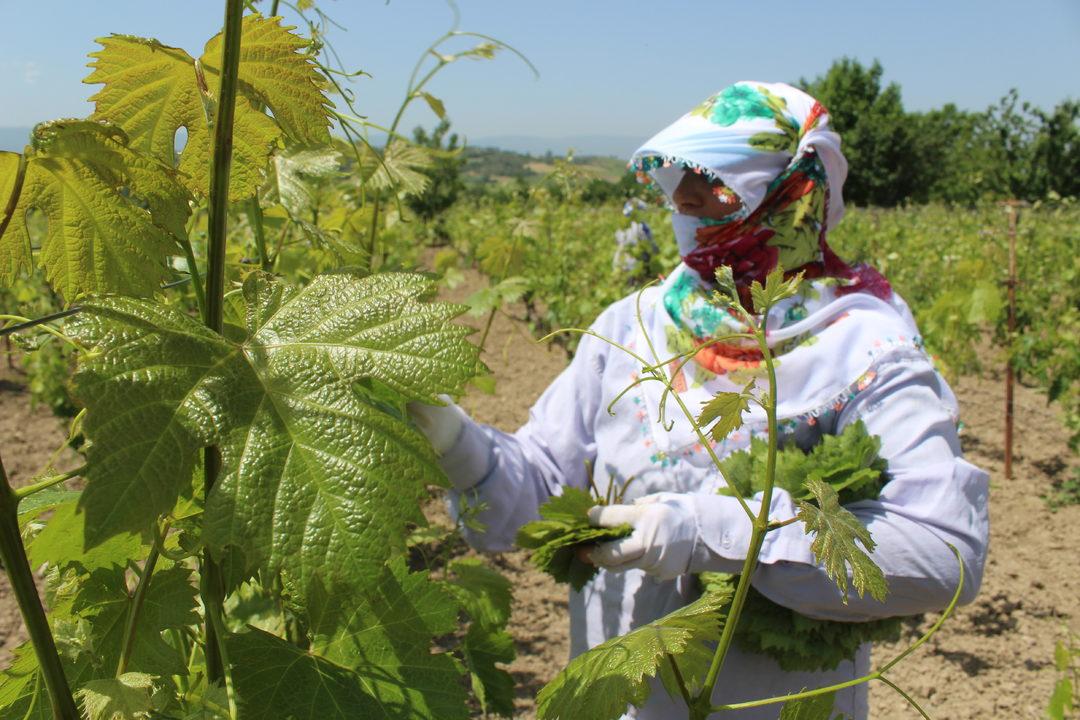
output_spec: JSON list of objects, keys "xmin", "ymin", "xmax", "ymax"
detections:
[{"xmin": 586, "ymin": 493, "xmax": 700, "ymax": 581}]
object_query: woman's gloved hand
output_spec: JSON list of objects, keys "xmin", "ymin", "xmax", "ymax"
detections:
[
  {"xmin": 586, "ymin": 492, "xmax": 700, "ymax": 581},
  {"xmin": 407, "ymin": 394, "xmax": 467, "ymax": 455}
]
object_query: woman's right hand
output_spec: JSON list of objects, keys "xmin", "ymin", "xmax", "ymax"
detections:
[{"xmin": 406, "ymin": 394, "xmax": 467, "ymax": 455}]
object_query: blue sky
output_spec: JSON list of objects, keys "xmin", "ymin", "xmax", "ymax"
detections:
[{"xmin": 0, "ymin": 0, "xmax": 1077, "ymax": 156}]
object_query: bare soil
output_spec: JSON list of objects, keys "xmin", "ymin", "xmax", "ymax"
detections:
[{"xmin": 0, "ymin": 269, "xmax": 1076, "ymax": 719}]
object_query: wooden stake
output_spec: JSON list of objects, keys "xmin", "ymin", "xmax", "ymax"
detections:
[{"xmin": 1001, "ymin": 201, "xmax": 1024, "ymax": 480}]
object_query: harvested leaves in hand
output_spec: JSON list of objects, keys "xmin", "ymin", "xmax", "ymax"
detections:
[{"xmin": 516, "ymin": 488, "xmax": 631, "ymax": 591}]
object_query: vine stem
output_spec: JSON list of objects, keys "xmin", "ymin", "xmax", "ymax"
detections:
[
  {"xmin": 201, "ymin": 0, "xmax": 244, "ymax": 701},
  {"xmin": 0, "ymin": 450, "xmax": 79, "ymax": 719},
  {"xmin": 13, "ymin": 465, "xmax": 85, "ymax": 499},
  {"xmin": 690, "ymin": 301, "xmax": 780, "ymax": 719},
  {"xmin": 176, "ymin": 234, "xmax": 207, "ymax": 323},
  {"xmin": 116, "ymin": 521, "xmax": 169, "ymax": 676}
]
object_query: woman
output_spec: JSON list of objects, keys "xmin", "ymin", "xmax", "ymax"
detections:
[{"xmin": 412, "ymin": 81, "xmax": 989, "ymax": 718}]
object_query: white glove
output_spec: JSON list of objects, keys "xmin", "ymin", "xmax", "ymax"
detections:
[
  {"xmin": 587, "ymin": 493, "xmax": 700, "ymax": 581},
  {"xmin": 407, "ymin": 394, "xmax": 467, "ymax": 455}
]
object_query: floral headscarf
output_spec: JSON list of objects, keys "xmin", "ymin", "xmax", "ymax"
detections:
[
  {"xmin": 629, "ymin": 81, "xmax": 891, "ymax": 377},
  {"xmin": 631, "ymin": 81, "xmax": 889, "ymax": 311}
]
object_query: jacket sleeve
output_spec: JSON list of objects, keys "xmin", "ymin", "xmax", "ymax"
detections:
[
  {"xmin": 438, "ymin": 317, "xmax": 611, "ymax": 552},
  {"xmin": 688, "ymin": 353, "xmax": 990, "ymax": 620}
]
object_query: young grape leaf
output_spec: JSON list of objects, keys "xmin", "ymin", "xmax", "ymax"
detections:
[
  {"xmin": 796, "ymin": 479, "xmax": 887, "ymax": 603},
  {"xmin": 0, "ymin": 120, "xmax": 189, "ymax": 300},
  {"xmin": 75, "ymin": 672, "xmax": 156, "ymax": 720},
  {"xmin": 68, "ymin": 271, "xmax": 478, "ymax": 600},
  {"xmin": 0, "ymin": 565, "xmax": 197, "ymax": 717},
  {"xmin": 86, "ymin": 14, "xmax": 332, "ymax": 200},
  {"xmin": 536, "ymin": 585, "xmax": 730, "ymax": 720},
  {"xmin": 750, "ymin": 266, "xmax": 803, "ymax": 315},
  {"xmin": 516, "ymin": 487, "xmax": 631, "ymax": 591},
  {"xmin": 697, "ymin": 386, "xmax": 752, "ymax": 443},
  {"xmin": 302, "ymin": 559, "xmax": 469, "ymax": 719},
  {"xmin": 266, "ymin": 145, "xmax": 342, "ymax": 219},
  {"xmin": 778, "ymin": 691, "xmax": 837, "ymax": 720},
  {"xmin": 362, "ymin": 139, "xmax": 433, "ymax": 197}
]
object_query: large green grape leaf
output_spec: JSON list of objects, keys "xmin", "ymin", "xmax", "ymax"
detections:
[
  {"xmin": 304, "ymin": 559, "xmax": 469, "ymax": 718},
  {"xmin": 228, "ymin": 560, "xmax": 470, "ymax": 719},
  {"xmin": 796, "ymin": 479, "xmax": 887, "ymax": 603},
  {"xmin": 68, "ymin": 271, "xmax": 478, "ymax": 596},
  {"xmin": 200, "ymin": 14, "xmax": 332, "ymax": 147},
  {"xmin": 0, "ymin": 120, "xmax": 190, "ymax": 301},
  {"xmin": 86, "ymin": 14, "xmax": 331, "ymax": 200},
  {"xmin": 536, "ymin": 586, "xmax": 731, "ymax": 720}
]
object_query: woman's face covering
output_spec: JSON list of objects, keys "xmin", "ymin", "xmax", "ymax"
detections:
[{"xmin": 671, "ymin": 171, "xmax": 744, "ymax": 222}]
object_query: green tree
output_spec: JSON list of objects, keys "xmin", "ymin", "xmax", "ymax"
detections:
[
  {"xmin": 407, "ymin": 120, "xmax": 466, "ymax": 227},
  {"xmin": 800, "ymin": 58, "xmax": 915, "ymax": 206}
]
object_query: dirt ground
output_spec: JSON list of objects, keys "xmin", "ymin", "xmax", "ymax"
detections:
[{"xmin": 1, "ymin": 270, "xmax": 1077, "ymax": 719}]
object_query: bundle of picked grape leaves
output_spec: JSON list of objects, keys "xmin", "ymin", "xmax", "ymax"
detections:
[{"xmin": 518, "ymin": 420, "xmax": 903, "ymax": 672}]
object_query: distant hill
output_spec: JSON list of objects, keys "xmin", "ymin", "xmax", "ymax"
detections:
[
  {"xmin": 0, "ymin": 127, "xmax": 32, "ymax": 152},
  {"xmin": 462, "ymin": 146, "xmax": 628, "ymax": 184},
  {"xmin": 470, "ymin": 134, "xmax": 641, "ymax": 159}
]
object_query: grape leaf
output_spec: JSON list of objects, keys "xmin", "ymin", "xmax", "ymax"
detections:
[
  {"xmin": 71, "ymin": 565, "xmax": 198, "ymax": 677},
  {"xmin": 16, "ymin": 488, "xmax": 82, "ymax": 523},
  {"xmin": 697, "ymin": 386, "xmax": 752, "ymax": 444},
  {"xmin": 717, "ymin": 420, "xmax": 887, "ymax": 505},
  {"xmin": 778, "ymin": 691, "xmax": 837, "ymax": 720},
  {"xmin": 700, "ymin": 572, "xmax": 901, "ymax": 673},
  {"xmin": 0, "ymin": 151, "xmax": 26, "ymax": 282},
  {"xmin": 445, "ymin": 557, "xmax": 512, "ymax": 629},
  {"xmin": 299, "ymin": 559, "xmax": 469, "ymax": 719},
  {"xmin": 536, "ymin": 585, "xmax": 730, "ymax": 720},
  {"xmin": 750, "ymin": 266, "xmax": 802, "ymax": 315},
  {"xmin": 75, "ymin": 672, "xmax": 155, "ymax": 720},
  {"xmin": 461, "ymin": 623, "xmax": 515, "ymax": 718},
  {"xmin": 266, "ymin": 145, "xmax": 342, "ymax": 219},
  {"xmin": 200, "ymin": 14, "xmax": 332, "ymax": 147},
  {"xmin": 0, "ymin": 120, "xmax": 189, "ymax": 300},
  {"xmin": 27, "ymin": 500, "xmax": 145, "ymax": 573},
  {"xmin": 228, "ymin": 628, "xmax": 383, "ymax": 718},
  {"xmin": 445, "ymin": 558, "xmax": 516, "ymax": 717},
  {"xmin": 68, "ymin": 271, "xmax": 478, "ymax": 601},
  {"xmin": 796, "ymin": 479, "xmax": 887, "ymax": 603},
  {"xmin": 0, "ymin": 565, "xmax": 197, "ymax": 717},
  {"xmin": 86, "ymin": 14, "xmax": 332, "ymax": 201},
  {"xmin": 362, "ymin": 139, "xmax": 433, "ymax": 197},
  {"xmin": 516, "ymin": 488, "xmax": 631, "ymax": 591}
]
